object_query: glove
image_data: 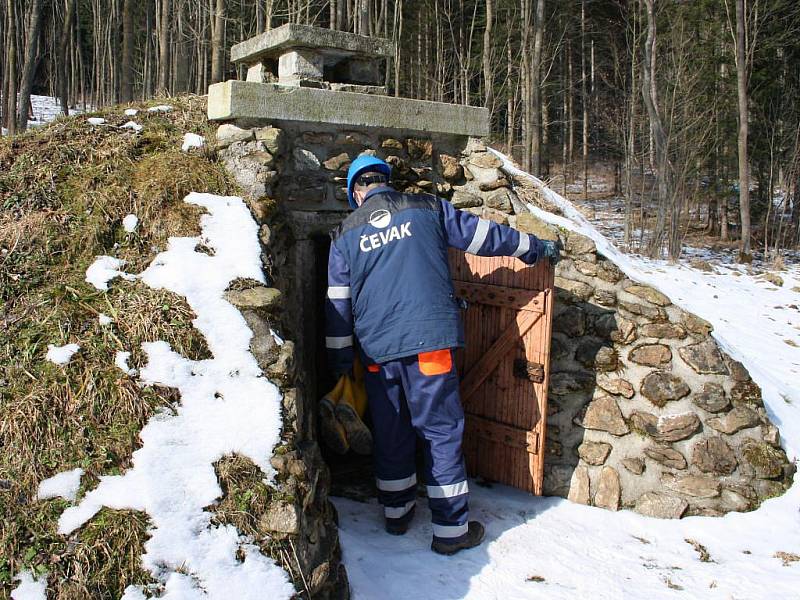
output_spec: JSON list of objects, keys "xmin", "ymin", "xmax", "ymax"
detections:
[{"xmin": 540, "ymin": 240, "xmax": 562, "ymax": 266}]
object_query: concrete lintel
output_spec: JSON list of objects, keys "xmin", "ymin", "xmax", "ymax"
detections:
[
  {"xmin": 208, "ymin": 80, "xmax": 490, "ymax": 138},
  {"xmin": 231, "ymin": 24, "xmax": 394, "ymax": 65}
]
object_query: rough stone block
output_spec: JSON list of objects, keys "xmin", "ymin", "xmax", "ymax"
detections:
[
  {"xmin": 692, "ymin": 383, "xmax": 730, "ymax": 413},
  {"xmin": 678, "ymin": 339, "xmax": 728, "ymax": 374},
  {"xmin": 450, "ymin": 190, "xmax": 482, "ymax": 209},
  {"xmin": 639, "ymin": 323, "xmax": 686, "ymax": 340},
  {"xmin": 323, "ymin": 152, "xmax": 351, "ymax": 171},
  {"xmin": 741, "ymin": 439, "xmax": 788, "ymax": 479},
  {"xmin": 515, "ymin": 213, "xmax": 558, "ymax": 241},
  {"xmin": 707, "ymin": 406, "xmax": 760, "ymax": 435},
  {"xmin": 555, "ymin": 277, "xmax": 594, "ymax": 303},
  {"xmin": 624, "ymin": 284, "xmax": 672, "ymax": 307},
  {"xmin": 225, "ymin": 286, "xmax": 282, "ymax": 310},
  {"xmin": 216, "ymin": 123, "xmax": 255, "ymax": 147},
  {"xmin": 622, "ymin": 457, "xmax": 645, "ymax": 475},
  {"xmin": 582, "ymin": 395, "xmax": 629, "ymax": 436},
  {"xmin": 640, "ymin": 371, "xmax": 690, "ymax": 407},
  {"xmin": 662, "ymin": 473, "xmax": 720, "ymax": 498},
  {"xmin": 438, "ymin": 153, "xmax": 463, "ymax": 181},
  {"xmin": 654, "ymin": 412, "xmax": 701, "ymax": 442},
  {"xmin": 596, "ymin": 377, "xmax": 634, "ymax": 399},
  {"xmin": 578, "ymin": 441, "xmax": 612, "ymax": 466},
  {"xmin": 644, "ymin": 445, "xmax": 687, "ymax": 469},
  {"xmin": 634, "ymin": 492, "xmax": 688, "ymax": 519},
  {"xmin": 567, "ymin": 466, "xmax": 591, "ymax": 505},
  {"xmin": 629, "ymin": 343, "xmax": 672, "ymax": 367},
  {"xmin": 692, "ymin": 438, "xmax": 737, "ymax": 475},
  {"xmin": 594, "ymin": 466, "xmax": 621, "ymax": 511},
  {"xmin": 254, "ymin": 126, "xmax": 283, "ymax": 154}
]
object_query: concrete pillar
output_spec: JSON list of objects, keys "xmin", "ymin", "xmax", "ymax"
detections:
[{"xmin": 278, "ymin": 50, "xmax": 325, "ymax": 84}]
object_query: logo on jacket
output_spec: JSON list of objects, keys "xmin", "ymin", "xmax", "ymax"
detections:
[
  {"xmin": 359, "ymin": 222, "xmax": 412, "ymax": 252},
  {"xmin": 369, "ymin": 209, "xmax": 392, "ymax": 229}
]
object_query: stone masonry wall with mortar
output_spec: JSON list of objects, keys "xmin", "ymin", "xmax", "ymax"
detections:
[
  {"xmin": 451, "ymin": 146, "xmax": 796, "ymax": 519},
  {"xmin": 220, "ymin": 279, "xmax": 348, "ymax": 598},
  {"xmin": 213, "ymin": 119, "xmax": 794, "ymax": 558}
]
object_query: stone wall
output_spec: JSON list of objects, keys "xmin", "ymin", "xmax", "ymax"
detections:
[
  {"xmin": 213, "ymin": 117, "xmax": 793, "ymax": 582},
  {"xmin": 221, "ymin": 281, "xmax": 348, "ymax": 598},
  {"xmin": 447, "ymin": 147, "xmax": 795, "ymax": 519}
]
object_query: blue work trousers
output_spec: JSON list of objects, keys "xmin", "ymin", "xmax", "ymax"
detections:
[{"xmin": 363, "ymin": 348, "xmax": 470, "ymax": 540}]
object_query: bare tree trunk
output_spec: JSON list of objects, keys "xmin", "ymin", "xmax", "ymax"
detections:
[
  {"xmin": 393, "ymin": 0, "xmax": 402, "ymax": 97},
  {"xmin": 506, "ymin": 37, "xmax": 514, "ymax": 155},
  {"xmin": 521, "ymin": 0, "xmax": 532, "ymax": 172},
  {"xmin": 567, "ymin": 38, "xmax": 574, "ymax": 168},
  {"xmin": 211, "ymin": 0, "xmax": 225, "ymax": 83},
  {"xmin": 734, "ymin": 0, "xmax": 751, "ymax": 257},
  {"xmin": 359, "ymin": 0, "xmax": 370, "ymax": 35},
  {"xmin": 624, "ymin": 2, "xmax": 638, "ymax": 247},
  {"xmin": 482, "ymin": 0, "xmax": 493, "ymax": 111},
  {"xmin": 530, "ymin": 0, "xmax": 545, "ymax": 175},
  {"xmin": 4, "ymin": 0, "xmax": 17, "ymax": 135},
  {"xmin": 175, "ymin": 0, "xmax": 190, "ymax": 92},
  {"xmin": 120, "ymin": 0, "xmax": 134, "ymax": 102},
  {"xmin": 17, "ymin": 0, "xmax": 45, "ymax": 132},
  {"xmin": 641, "ymin": 0, "xmax": 672, "ymax": 258},
  {"xmin": 581, "ymin": 0, "xmax": 589, "ymax": 200},
  {"xmin": 158, "ymin": 0, "xmax": 171, "ymax": 92},
  {"xmin": 58, "ymin": 0, "xmax": 77, "ymax": 114}
]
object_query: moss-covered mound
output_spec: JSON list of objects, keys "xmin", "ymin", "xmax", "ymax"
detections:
[{"xmin": 0, "ymin": 96, "xmax": 265, "ymax": 598}]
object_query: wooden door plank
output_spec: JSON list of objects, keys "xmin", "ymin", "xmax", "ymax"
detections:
[
  {"xmin": 460, "ymin": 308, "xmax": 543, "ymax": 406},
  {"xmin": 465, "ymin": 415, "xmax": 539, "ymax": 454}
]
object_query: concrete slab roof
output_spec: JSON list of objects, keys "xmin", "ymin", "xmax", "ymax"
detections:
[
  {"xmin": 231, "ymin": 24, "xmax": 395, "ymax": 65},
  {"xmin": 208, "ymin": 81, "xmax": 490, "ymax": 138}
]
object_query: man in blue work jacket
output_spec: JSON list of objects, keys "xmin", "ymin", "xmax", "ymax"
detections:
[{"xmin": 325, "ymin": 154, "xmax": 560, "ymax": 555}]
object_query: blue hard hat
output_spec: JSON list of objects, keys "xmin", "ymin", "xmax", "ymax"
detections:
[{"xmin": 346, "ymin": 154, "xmax": 392, "ymax": 209}]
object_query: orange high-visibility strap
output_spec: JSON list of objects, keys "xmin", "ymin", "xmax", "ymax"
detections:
[
  {"xmin": 367, "ymin": 364, "xmax": 380, "ymax": 373},
  {"xmin": 418, "ymin": 349, "xmax": 452, "ymax": 376}
]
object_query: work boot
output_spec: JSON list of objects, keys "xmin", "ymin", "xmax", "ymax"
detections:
[
  {"xmin": 334, "ymin": 402, "xmax": 373, "ymax": 455},
  {"xmin": 385, "ymin": 505, "xmax": 416, "ymax": 536},
  {"xmin": 430, "ymin": 521, "xmax": 485, "ymax": 556},
  {"xmin": 319, "ymin": 397, "xmax": 349, "ymax": 455}
]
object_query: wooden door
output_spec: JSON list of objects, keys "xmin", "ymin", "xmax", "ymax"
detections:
[{"xmin": 449, "ymin": 250, "xmax": 554, "ymax": 495}]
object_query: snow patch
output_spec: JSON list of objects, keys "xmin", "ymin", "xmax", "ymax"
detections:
[
  {"xmin": 98, "ymin": 313, "xmax": 113, "ymax": 326},
  {"xmin": 121, "ymin": 121, "xmax": 143, "ymax": 132},
  {"xmin": 45, "ymin": 343, "xmax": 80, "ymax": 366},
  {"xmin": 124, "ymin": 108, "xmax": 139, "ymax": 117},
  {"xmin": 87, "ymin": 117, "xmax": 105, "ymax": 126},
  {"xmin": 85, "ymin": 256, "xmax": 136, "ymax": 291},
  {"xmin": 123, "ymin": 214, "xmax": 139, "ymax": 232},
  {"xmin": 10, "ymin": 571, "xmax": 47, "ymax": 600},
  {"xmin": 148, "ymin": 105, "xmax": 173, "ymax": 113},
  {"xmin": 114, "ymin": 351, "xmax": 137, "ymax": 376},
  {"xmin": 37, "ymin": 468, "xmax": 84, "ymax": 502},
  {"xmin": 182, "ymin": 133, "xmax": 205, "ymax": 152},
  {"xmin": 59, "ymin": 193, "xmax": 293, "ymax": 599}
]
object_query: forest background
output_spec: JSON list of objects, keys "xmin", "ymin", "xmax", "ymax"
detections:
[{"xmin": 1, "ymin": 0, "xmax": 799, "ymax": 260}]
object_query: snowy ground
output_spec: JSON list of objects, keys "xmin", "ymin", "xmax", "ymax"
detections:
[
  {"xmin": 15, "ymin": 192, "xmax": 292, "ymax": 599},
  {"xmin": 332, "ymin": 155, "xmax": 800, "ymax": 600},
  {"xmin": 0, "ymin": 94, "xmax": 88, "ymax": 135}
]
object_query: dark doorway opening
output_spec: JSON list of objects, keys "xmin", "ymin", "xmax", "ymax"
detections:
[{"xmin": 310, "ymin": 233, "xmax": 376, "ymax": 501}]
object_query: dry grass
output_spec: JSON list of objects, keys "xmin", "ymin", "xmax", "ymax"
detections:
[{"xmin": 0, "ymin": 95, "xmax": 253, "ymax": 597}]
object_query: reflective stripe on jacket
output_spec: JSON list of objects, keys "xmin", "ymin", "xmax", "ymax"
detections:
[{"xmin": 325, "ymin": 186, "xmax": 544, "ymax": 375}]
